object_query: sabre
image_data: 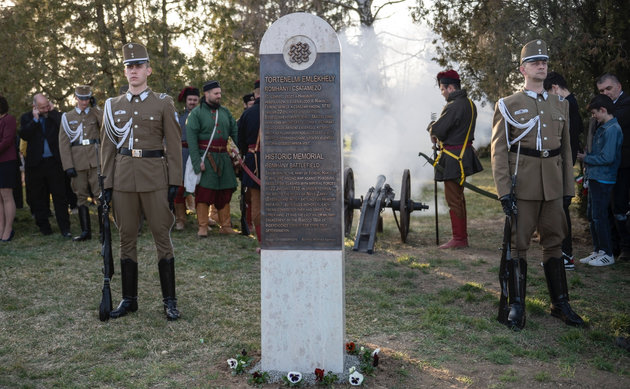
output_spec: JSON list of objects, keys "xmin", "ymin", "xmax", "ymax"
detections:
[
  {"xmin": 418, "ymin": 152, "xmax": 499, "ymax": 200},
  {"xmin": 227, "ymin": 138, "xmax": 261, "ymax": 186}
]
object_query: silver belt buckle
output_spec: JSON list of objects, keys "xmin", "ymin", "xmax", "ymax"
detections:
[
  {"xmin": 541, "ymin": 149, "xmax": 549, "ymax": 158},
  {"xmin": 81, "ymin": 139, "xmax": 91, "ymax": 146},
  {"xmin": 132, "ymin": 149, "xmax": 142, "ymax": 158}
]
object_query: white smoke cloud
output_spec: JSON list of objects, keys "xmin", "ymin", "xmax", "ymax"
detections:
[{"xmin": 339, "ymin": 11, "xmax": 493, "ymax": 208}]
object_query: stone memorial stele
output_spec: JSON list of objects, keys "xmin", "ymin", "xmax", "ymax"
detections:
[{"xmin": 259, "ymin": 13, "xmax": 345, "ymax": 373}]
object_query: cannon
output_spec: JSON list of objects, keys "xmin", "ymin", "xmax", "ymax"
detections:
[{"xmin": 344, "ymin": 168, "xmax": 429, "ymax": 254}]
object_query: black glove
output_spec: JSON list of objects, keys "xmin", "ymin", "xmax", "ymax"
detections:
[
  {"xmin": 500, "ymin": 194, "xmax": 517, "ymax": 216},
  {"xmin": 168, "ymin": 185, "xmax": 178, "ymax": 211},
  {"xmin": 65, "ymin": 168, "xmax": 77, "ymax": 178},
  {"xmin": 101, "ymin": 188, "xmax": 112, "ymax": 206},
  {"xmin": 563, "ymin": 196, "xmax": 573, "ymax": 209}
]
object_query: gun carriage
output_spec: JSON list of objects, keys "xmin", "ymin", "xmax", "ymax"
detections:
[{"xmin": 344, "ymin": 168, "xmax": 429, "ymax": 254}]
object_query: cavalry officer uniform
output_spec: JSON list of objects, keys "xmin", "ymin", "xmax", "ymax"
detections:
[
  {"xmin": 491, "ymin": 39, "xmax": 584, "ymax": 330},
  {"xmin": 237, "ymin": 80, "xmax": 261, "ymax": 243},
  {"xmin": 59, "ymin": 85, "xmax": 103, "ymax": 241},
  {"xmin": 186, "ymin": 80, "xmax": 239, "ymax": 236},
  {"xmin": 429, "ymin": 70, "xmax": 483, "ymax": 248},
  {"xmin": 101, "ymin": 42, "xmax": 182, "ymax": 320}
]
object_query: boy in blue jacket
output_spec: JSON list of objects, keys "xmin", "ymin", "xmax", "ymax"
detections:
[{"xmin": 577, "ymin": 94, "xmax": 623, "ymax": 266}]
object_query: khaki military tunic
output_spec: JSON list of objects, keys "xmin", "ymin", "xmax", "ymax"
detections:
[
  {"xmin": 59, "ymin": 107, "xmax": 103, "ymax": 207},
  {"xmin": 491, "ymin": 89, "xmax": 573, "ymax": 260},
  {"xmin": 101, "ymin": 89, "xmax": 182, "ymax": 261}
]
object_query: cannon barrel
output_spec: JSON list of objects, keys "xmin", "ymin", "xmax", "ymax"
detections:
[{"xmin": 344, "ymin": 168, "xmax": 429, "ymax": 253}]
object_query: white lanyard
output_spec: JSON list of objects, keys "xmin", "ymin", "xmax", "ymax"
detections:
[
  {"xmin": 61, "ymin": 112, "xmax": 83, "ymax": 143},
  {"xmin": 103, "ymin": 98, "xmax": 134, "ymax": 150},
  {"xmin": 498, "ymin": 98, "xmax": 542, "ymax": 151}
]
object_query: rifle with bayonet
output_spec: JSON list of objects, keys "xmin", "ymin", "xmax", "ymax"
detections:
[
  {"xmin": 96, "ymin": 144, "xmax": 114, "ymax": 322},
  {"xmin": 497, "ymin": 166, "xmax": 526, "ymax": 330}
]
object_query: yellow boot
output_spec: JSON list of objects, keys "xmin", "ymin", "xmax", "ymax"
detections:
[
  {"xmin": 218, "ymin": 204, "xmax": 238, "ymax": 235},
  {"xmin": 208, "ymin": 204, "xmax": 219, "ymax": 227},
  {"xmin": 185, "ymin": 195, "xmax": 195, "ymax": 213},
  {"xmin": 174, "ymin": 203, "xmax": 186, "ymax": 231},
  {"xmin": 196, "ymin": 202, "xmax": 209, "ymax": 238}
]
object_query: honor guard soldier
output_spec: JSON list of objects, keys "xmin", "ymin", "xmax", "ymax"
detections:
[
  {"xmin": 491, "ymin": 39, "xmax": 585, "ymax": 330},
  {"xmin": 59, "ymin": 85, "xmax": 103, "ymax": 241},
  {"xmin": 101, "ymin": 42, "xmax": 183, "ymax": 320},
  {"xmin": 428, "ymin": 70, "xmax": 483, "ymax": 248}
]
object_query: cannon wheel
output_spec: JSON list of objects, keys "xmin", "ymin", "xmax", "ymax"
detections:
[
  {"xmin": 344, "ymin": 167, "xmax": 355, "ymax": 235},
  {"xmin": 399, "ymin": 169, "xmax": 411, "ymax": 242}
]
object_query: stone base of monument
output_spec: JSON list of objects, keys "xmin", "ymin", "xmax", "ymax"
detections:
[{"xmin": 260, "ymin": 250, "xmax": 345, "ymax": 372}]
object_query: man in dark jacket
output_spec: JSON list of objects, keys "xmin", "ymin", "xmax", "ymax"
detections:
[
  {"xmin": 238, "ymin": 80, "xmax": 261, "ymax": 247},
  {"xmin": 596, "ymin": 73, "xmax": 630, "ymax": 261},
  {"xmin": 544, "ymin": 72, "xmax": 584, "ymax": 270},
  {"xmin": 20, "ymin": 93, "xmax": 71, "ymax": 237},
  {"xmin": 428, "ymin": 70, "xmax": 483, "ymax": 248}
]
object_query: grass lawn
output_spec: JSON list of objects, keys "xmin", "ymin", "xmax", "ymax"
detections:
[{"xmin": 1, "ymin": 156, "xmax": 629, "ymax": 388}]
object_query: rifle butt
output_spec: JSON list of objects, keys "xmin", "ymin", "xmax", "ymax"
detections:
[{"xmin": 99, "ymin": 279, "xmax": 112, "ymax": 322}]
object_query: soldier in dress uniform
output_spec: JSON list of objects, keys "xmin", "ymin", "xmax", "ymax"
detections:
[
  {"xmin": 59, "ymin": 85, "xmax": 103, "ymax": 241},
  {"xmin": 428, "ymin": 70, "xmax": 483, "ymax": 249},
  {"xmin": 491, "ymin": 39, "xmax": 584, "ymax": 330},
  {"xmin": 100, "ymin": 42, "xmax": 183, "ymax": 320},
  {"xmin": 186, "ymin": 80, "xmax": 239, "ymax": 237}
]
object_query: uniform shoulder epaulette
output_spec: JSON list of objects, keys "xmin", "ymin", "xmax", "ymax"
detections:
[
  {"xmin": 158, "ymin": 92, "xmax": 170, "ymax": 100},
  {"xmin": 108, "ymin": 95, "xmax": 125, "ymax": 105}
]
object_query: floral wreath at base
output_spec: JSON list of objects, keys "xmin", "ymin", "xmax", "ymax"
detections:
[{"xmin": 227, "ymin": 342, "xmax": 381, "ymax": 387}]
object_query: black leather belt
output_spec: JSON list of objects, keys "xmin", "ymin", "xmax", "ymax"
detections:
[
  {"xmin": 510, "ymin": 145, "xmax": 560, "ymax": 158},
  {"xmin": 119, "ymin": 147, "xmax": 164, "ymax": 158},
  {"xmin": 71, "ymin": 139, "xmax": 99, "ymax": 147}
]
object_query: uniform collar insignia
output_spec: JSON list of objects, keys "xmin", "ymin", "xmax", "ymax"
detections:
[
  {"xmin": 75, "ymin": 107, "xmax": 90, "ymax": 115},
  {"xmin": 522, "ymin": 89, "xmax": 548, "ymax": 101},
  {"xmin": 125, "ymin": 89, "xmax": 151, "ymax": 102}
]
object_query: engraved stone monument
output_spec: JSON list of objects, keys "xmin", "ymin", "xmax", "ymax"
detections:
[{"xmin": 259, "ymin": 13, "xmax": 344, "ymax": 372}]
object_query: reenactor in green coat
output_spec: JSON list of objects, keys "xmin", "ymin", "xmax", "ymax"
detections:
[{"xmin": 186, "ymin": 80, "xmax": 239, "ymax": 237}]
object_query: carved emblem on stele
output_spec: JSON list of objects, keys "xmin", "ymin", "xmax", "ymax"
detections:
[{"xmin": 289, "ymin": 42, "xmax": 311, "ymax": 65}]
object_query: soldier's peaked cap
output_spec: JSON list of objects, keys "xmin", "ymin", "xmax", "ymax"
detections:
[
  {"xmin": 75, "ymin": 85, "xmax": 92, "ymax": 100},
  {"xmin": 122, "ymin": 42, "xmax": 149, "ymax": 66},
  {"xmin": 521, "ymin": 39, "xmax": 548, "ymax": 64}
]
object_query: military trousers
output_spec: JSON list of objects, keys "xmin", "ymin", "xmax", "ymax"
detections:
[
  {"xmin": 71, "ymin": 167, "xmax": 100, "ymax": 207},
  {"xmin": 113, "ymin": 188, "xmax": 175, "ymax": 261},
  {"xmin": 444, "ymin": 180, "xmax": 466, "ymax": 219},
  {"xmin": 511, "ymin": 197, "xmax": 566, "ymax": 262}
]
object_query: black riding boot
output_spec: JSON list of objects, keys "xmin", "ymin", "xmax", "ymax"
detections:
[
  {"xmin": 110, "ymin": 259, "xmax": 138, "ymax": 319},
  {"xmin": 158, "ymin": 257, "xmax": 180, "ymax": 321},
  {"xmin": 543, "ymin": 257, "xmax": 585, "ymax": 327},
  {"xmin": 73, "ymin": 205, "xmax": 92, "ymax": 241}
]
